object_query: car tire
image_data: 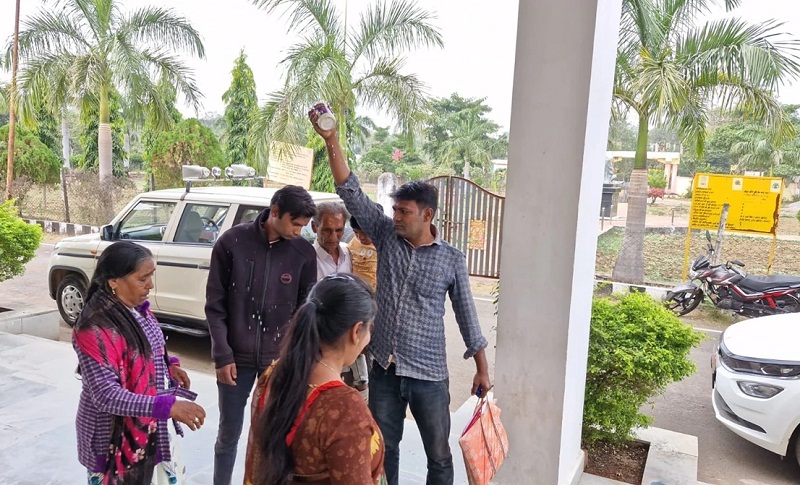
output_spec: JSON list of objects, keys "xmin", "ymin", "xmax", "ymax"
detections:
[
  {"xmin": 795, "ymin": 431, "xmax": 800, "ymax": 469},
  {"xmin": 57, "ymin": 275, "xmax": 87, "ymax": 327}
]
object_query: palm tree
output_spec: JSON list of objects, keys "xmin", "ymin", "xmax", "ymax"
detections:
[
  {"xmin": 9, "ymin": 0, "xmax": 205, "ymax": 217},
  {"xmin": 611, "ymin": 0, "xmax": 800, "ymax": 284},
  {"xmin": 730, "ymin": 138, "xmax": 800, "ymax": 176},
  {"xmin": 440, "ymin": 117, "xmax": 497, "ymax": 180},
  {"xmin": 250, "ymin": 0, "xmax": 443, "ymax": 174}
]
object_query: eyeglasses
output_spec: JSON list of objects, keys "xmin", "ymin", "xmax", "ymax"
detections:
[{"xmin": 322, "ymin": 273, "xmax": 355, "ymax": 282}]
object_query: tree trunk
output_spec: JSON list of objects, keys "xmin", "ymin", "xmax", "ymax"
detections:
[
  {"xmin": 612, "ymin": 114, "xmax": 649, "ymax": 284},
  {"xmin": 5, "ymin": 0, "xmax": 20, "ymax": 201},
  {"xmin": 463, "ymin": 156, "xmax": 471, "ymax": 180},
  {"xmin": 98, "ymin": 85, "xmax": 114, "ymax": 220},
  {"xmin": 61, "ymin": 114, "xmax": 71, "ymax": 168}
]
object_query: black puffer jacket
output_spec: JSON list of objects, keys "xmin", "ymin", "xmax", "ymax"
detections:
[{"xmin": 205, "ymin": 209, "xmax": 316, "ymax": 369}]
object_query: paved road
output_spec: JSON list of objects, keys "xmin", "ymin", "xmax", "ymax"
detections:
[{"xmin": 4, "ymin": 245, "xmax": 800, "ymax": 482}]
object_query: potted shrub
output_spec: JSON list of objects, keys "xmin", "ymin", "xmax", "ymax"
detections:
[{"xmin": 582, "ymin": 292, "xmax": 702, "ymax": 483}]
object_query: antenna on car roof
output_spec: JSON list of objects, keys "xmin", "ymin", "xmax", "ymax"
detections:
[{"xmin": 181, "ymin": 164, "xmax": 258, "ymax": 195}]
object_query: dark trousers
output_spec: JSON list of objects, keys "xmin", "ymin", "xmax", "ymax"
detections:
[
  {"xmin": 213, "ymin": 365, "xmax": 264, "ymax": 485},
  {"xmin": 369, "ymin": 362, "xmax": 453, "ymax": 485}
]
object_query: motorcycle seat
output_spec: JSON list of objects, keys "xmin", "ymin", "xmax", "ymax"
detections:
[{"xmin": 738, "ymin": 275, "xmax": 800, "ymax": 292}]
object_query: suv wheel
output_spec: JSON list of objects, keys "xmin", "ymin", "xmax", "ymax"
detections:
[{"xmin": 57, "ymin": 275, "xmax": 86, "ymax": 326}]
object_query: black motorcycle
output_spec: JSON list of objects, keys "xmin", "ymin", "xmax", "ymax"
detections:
[{"xmin": 664, "ymin": 231, "xmax": 800, "ymax": 317}]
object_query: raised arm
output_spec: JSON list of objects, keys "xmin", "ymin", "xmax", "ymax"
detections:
[
  {"xmin": 309, "ymin": 109, "xmax": 350, "ymax": 185},
  {"xmin": 309, "ymin": 110, "xmax": 393, "ymax": 245}
]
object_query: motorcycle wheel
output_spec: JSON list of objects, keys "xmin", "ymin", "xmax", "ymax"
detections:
[
  {"xmin": 775, "ymin": 294, "xmax": 800, "ymax": 313},
  {"xmin": 665, "ymin": 289, "xmax": 703, "ymax": 316}
]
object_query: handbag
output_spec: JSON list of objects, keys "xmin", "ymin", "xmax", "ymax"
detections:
[{"xmin": 458, "ymin": 396, "xmax": 509, "ymax": 485}]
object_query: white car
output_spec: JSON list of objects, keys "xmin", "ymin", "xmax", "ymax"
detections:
[
  {"xmin": 47, "ymin": 185, "xmax": 342, "ymax": 334},
  {"xmin": 712, "ymin": 313, "xmax": 800, "ymax": 465}
]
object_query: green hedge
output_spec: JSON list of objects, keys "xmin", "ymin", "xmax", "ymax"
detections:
[
  {"xmin": 0, "ymin": 200, "xmax": 43, "ymax": 282},
  {"xmin": 583, "ymin": 292, "xmax": 703, "ymax": 444}
]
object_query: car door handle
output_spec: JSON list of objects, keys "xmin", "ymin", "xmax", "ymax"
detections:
[{"xmin": 199, "ymin": 263, "xmax": 211, "ymax": 270}]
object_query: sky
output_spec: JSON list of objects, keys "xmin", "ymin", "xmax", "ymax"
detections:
[{"xmin": 1, "ymin": 0, "xmax": 800, "ymax": 133}]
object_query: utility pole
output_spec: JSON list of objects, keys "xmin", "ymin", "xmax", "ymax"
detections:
[{"xmin": 5, "ymin": 0, "xmax": 21, "ymax": 201}]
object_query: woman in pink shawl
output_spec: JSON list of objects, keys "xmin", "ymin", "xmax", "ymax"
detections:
[{"xmin": 73, "ymin": 241, "xmax": 206, "ymax": 484}]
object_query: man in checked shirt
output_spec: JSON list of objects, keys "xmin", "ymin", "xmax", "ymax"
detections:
[{"xmin": 310, "ymin": 110, "xmax": 491, "ymax": 485}]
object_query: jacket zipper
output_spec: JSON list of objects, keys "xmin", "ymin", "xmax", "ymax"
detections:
[
  {"xmin": 245, "ymin": 259, "xmax": 255, "ymax": 293},
  {"xmin": 255, "ymin": 248, "xmax": 272, "ymax": 368}
]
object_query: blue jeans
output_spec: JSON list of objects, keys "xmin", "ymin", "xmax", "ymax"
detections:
[
  {"xmin": 213, "ymin": 365, "xmax": 263, "ymax": 485},
  {"xmin": 369, "ymin": 363, "xmax": 453, "ymax": 485}
]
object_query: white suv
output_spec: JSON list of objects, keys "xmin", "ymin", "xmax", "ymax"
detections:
[
  {"xmin": 47, "ymin": 185, "xmax": 342, "ymax": 334},
  {"xmin": 712, "ymin": 313, "xmax": 800, "ymax": 466}
]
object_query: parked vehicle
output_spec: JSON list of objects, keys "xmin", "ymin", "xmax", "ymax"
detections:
[
  {"xmin": 664, "ymin": 231, "xmax": 800, "ymax": 317},
  {"xmin": 712, "ymin": 314, "xmax": 800, "ymax": 466},
  {"xmin": 47, "ymin": 182, "xmax": 343, "ymax": 334}
]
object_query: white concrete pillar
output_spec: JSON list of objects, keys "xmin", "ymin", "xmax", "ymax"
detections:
[
  {"xmin": 670, "ymin": 162, "xmax": 679, "ymax": 194},
  {"xmin": 494, "ymin": 0, "xmax": 622, "ymax": 484},
  {"xmin": 376, "ymin": 172, "xmax": 397, "ymax": 217}
]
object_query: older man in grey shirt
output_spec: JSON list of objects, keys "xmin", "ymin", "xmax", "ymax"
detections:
[{"xmin": 310, "ymin": 110, "xmax": 491, "ymax": 485}]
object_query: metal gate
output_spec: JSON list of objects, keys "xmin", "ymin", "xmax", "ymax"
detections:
[{"xmin": 429, "ymin": 176, "xmax": 505, "ymax": 278}]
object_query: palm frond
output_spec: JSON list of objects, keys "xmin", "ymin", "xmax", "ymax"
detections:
[
  {"xmin": 620, "ymin": 0, "xmax": 662, "ymax": 55},
  {"xmin": 66, "ymin": 0, "xmax": 104, "ymax": 44},
  {"xmin": 632, "ymin": 48, "xmax": 690, "ymax": 122},
  {"xmin": 671, "ymin": 92, "xmax": 708, "ymax": 157},
  {"xmin": 251, "ymin": 0, "xmax": 341, "ymax": 41},
  {"xmin": 677, "ymin": 18, "xmax": 800, "ymax": 91},
  {"xmin": 281, "ymin": 35, "xmax": 352, "ymax": 108},
  {"xmin": 117, "ymin": 6, "xmax": 205, "ymax": 58},
  {"xmin": 9, "ymin": 8, "xmax": 89, "ymax": 65},
  {"xmin": 135, "ymin": 48, "xmax": 203, "ymax": 113},
  {"xmin": 353, "ymin": 56, "xmax": 429, "ymax": 135},
  {"xmin": 349, "ymin": 0, "xmax": 443, "ymax": 67},
  {"xmin": 0, "ymin": 81, "xmax": 9, "ymax": 113},
  {"xmin": 16, "ymin": 52, "xmax": 76, "ymax": 120},
  {"xmin": 250, "ymin": 86, "xmax": 308, "ymax": 171},
  {"xmin": 708, "ymin": 78, "xmax": 796, "ymax": 144}
]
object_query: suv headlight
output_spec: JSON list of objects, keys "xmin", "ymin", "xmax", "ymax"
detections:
[
  {"xmin": 737, "ymin": 381, "xmax": 784, "ymax": 399},
  {"xmin": 719, "ymin": 342, "xmax": 800, "ymax": 378}
]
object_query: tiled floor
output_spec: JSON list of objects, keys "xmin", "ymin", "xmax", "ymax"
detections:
[{"xmin": 0, "ymin": 332, "xmax": 473, "ymax": 485}]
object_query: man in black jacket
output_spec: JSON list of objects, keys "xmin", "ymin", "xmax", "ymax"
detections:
[{"xmin": 205, "ymin": 185, "xmax": 317, "ymax": 485}]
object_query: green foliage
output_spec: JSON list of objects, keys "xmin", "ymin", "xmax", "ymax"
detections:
[
  {"xmin": 306, "ymin": 127, "xmax": 337, "ymax": 192},
  {"xmin": 79, "ymin": 91, "xmax": 126, "ymax": 176},
  {"xmin": 424, "ymin": 93, "xmax": 504, "ymax": 177},
  {"xmin": 223, "ymin": 50, "xmax": 258, "ymax": 167},
  {"xmin": 612, "ymin": 0, "xmax": 800, "ymax": 283},
  {"xmin": 148, "ymin": 119, "xmax": 226, "ymax": 189},
  {"xmin": 583, "ymin": 292, "xmax": 703, "ymax": 444},
  {"xmin": 142, "ymin": 79, "xmax": 184, "ymax": 162},
  {"xmin": 647, "ymin": 169, "xmax": 667, "ymax": 189},
  {"xmin": 357, "ymin": 126, "xmax": 425, "ymax": 181},
  {"xmin": 0, "ymin": 200, "xmax": 43, "ymax": 282},
  {"xmin": 199, "ymin": 113, "xmax": 226, "ymax": 141},
  {"xmin": 796, "ymin": 209, "xmax": 800, "ymax": 233},
  {"xmin": 251, "ymin": 0, "xmax": 443, "ymax": 161},
  {"xmin": 704, "ymin": 122, "xmax": 759, "ymax": 172},
  {"xmin": 26, "ymin": 100, "xmax": 61, "ymax": 159},
  {"xmin": 0, "ymin": 124, "xmax": 62, "ymax": 184}
]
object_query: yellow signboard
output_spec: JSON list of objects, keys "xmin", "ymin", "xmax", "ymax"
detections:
[
  {"xmin": 690, "ymin": 173, "xmax": 783, "ymax": 234},
  {"xmin": 468, "ymin": 220, "xmax": 486, "ymax": 250}
]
